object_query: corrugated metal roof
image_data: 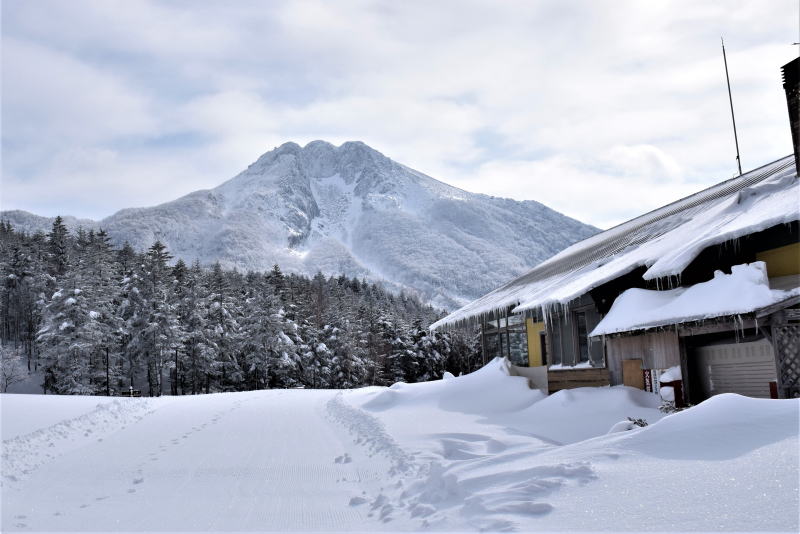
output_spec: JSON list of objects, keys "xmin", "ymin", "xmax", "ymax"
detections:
[{"xmin": 432, "ymin": 155, "xmax": 798, "ymax": 330}]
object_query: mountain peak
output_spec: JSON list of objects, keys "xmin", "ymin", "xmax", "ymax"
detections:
[
  {"xmin": 244, "ymin": 140, "xmax": 394, "ymax": 186},
  {"xmin": 1, "ymin": 142, "xmax": 598, "ymax": 309}
]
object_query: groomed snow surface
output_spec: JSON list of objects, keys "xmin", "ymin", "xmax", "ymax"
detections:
[{"xmin": 2, "ymin": 358, "xmax": 798, "ymax": 532}]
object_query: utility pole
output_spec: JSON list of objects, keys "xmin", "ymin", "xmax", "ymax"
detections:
[{"xmin": 722, "ymin": 37, "xmax": 743, "ymax": 176}]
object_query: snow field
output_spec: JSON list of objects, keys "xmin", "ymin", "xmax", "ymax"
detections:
[
  {"xmin": 2, "ymin": 357, "xmax": 798, "ymax": 532},
  {"xmin": 2, "ymin": 391, "xmax": 386, "ymax": 531}
]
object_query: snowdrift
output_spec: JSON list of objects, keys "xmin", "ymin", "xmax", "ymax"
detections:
[
  {"xmin": 353, "ymin": 358, "xmax": 666, "ymax": 445},
  {"xmin": 343, "ymin": 360, "xmax": 798, "ymax": 531},
  {"xmin": 358, "ymin": 357, "xmax": 544, "ymax": 416},
  {"xmin": 497, "ymin": 385, "xmax": 664, "ymax": 444},
  {"xmin": 611, "ymin": 393, "xmax": 800, "ymax": 460},
  {"xmin": 1, "ymin": 394, "xmax": 120, "ymax": 440}
]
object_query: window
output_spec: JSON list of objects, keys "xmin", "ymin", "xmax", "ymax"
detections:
[
  {"xmin": 549, "ymin": 323, "xmax": 562, "ymax": 366},
  {"xmin": 507, "ymin": 331, "xmax": 528, "ymax": 367},
  {"xmin": 485, "ymin": 332, "xmax": 501, "ymax": 360},
  {"xmin": 574, "ymin": 311, "xmax": 589, "ymax": 363},
  {"xmin": 481, "ymin": 312, "xmax": 528, "ymax": 366}
]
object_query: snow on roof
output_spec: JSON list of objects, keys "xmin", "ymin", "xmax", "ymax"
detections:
[
  {"xmin": 431, "ymin": 156, "xmax": 798, "ymax": 330},
  {"xmin": 589, "ymin": 262, "xmax": 800, "ymax": 337}
]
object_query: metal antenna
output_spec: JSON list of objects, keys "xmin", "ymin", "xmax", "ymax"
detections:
[
  {"xmin": 722, "ymin": 37, "xmax": 742, "ymax": 176},
  {"xmin": 795, "ymin": 0, "xmax": 800, "ymax": 56}
]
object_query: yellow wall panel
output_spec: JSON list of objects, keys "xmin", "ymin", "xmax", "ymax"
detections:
[
  {"xmin": 756, "ymin": 242, "xmax": 800, "ymax": 277},
  {"xmin": 526, "ymin": 319, "xmax": 545, "ymax": 367}
]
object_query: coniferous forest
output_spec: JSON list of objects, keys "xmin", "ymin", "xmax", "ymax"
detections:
[{"xmin": 0, "ymin": 217, "xmax": 482, "ymax": 395}]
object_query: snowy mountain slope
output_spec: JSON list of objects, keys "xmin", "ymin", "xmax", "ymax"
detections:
[
  {"xmin": 2, "ymin": 141, "xmax": 597, "ymax": 309},
  {"xmin": 0, "ymin": 210, "xmax": 100, "ymax": 235}
]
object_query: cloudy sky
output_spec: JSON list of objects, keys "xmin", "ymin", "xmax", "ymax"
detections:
[{"xmin": 2, "ymin": 0, "xmax": 797, "ymax": 228}]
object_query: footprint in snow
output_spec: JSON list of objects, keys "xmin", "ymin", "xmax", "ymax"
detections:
[{"xmin": 132, "ymin": 477, "xmax": 144, "ymax": 485}]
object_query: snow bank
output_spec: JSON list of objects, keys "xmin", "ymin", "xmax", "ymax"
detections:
[
  {"xmin": 352, "ymin": 359, "xmax": 665, "ymax": 446},
  {"xmin": 2, "ymin": 396, "xmax": 153, "ymax": 484},
  {"xmin": 340, "ymin": 361, "xmax": 798, "ymax": 530},
  {"xmin": 495, "ymin": 385, "xmax": 664, "ymax": 444},
  {"xmin": 591, "ymin": 262, "xmax": 800, "ymax": 336},
  {"xmin": 1, "ymin": 394, "xmax": 118, "ymax": 440},
  {"xmin": 612, "ymin": 393, "xmax": 800, "ymax": 460},
  {"xmin": 357, "ymin": 357, "xmax": 543, "ymax": 416}
]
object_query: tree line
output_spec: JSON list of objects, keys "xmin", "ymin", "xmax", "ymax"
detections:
[{"xmin": 0, "ymin": 217, "xmax": 481, "ymax": 394}]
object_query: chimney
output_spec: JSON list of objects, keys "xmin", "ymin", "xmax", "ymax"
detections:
[{"xmin": 782, "ymin": 57, "xmax": 800, "ymax": 174}]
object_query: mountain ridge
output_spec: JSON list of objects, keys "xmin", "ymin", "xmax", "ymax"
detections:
[{"xmin": 2, "ymin": 140, "xmax": 598, "ymax": 309}]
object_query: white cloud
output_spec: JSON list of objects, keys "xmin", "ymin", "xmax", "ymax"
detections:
[
  {"xmin": 2, "ymin": 38, "xmax": 157, "ymax": 143},
  {"xmin": 1, "ymin": 0, "xmax": 797, "ymax": 226},
  {"xmin": 460, "ymin": 147, "xmax": 698, "ymax": 230}
]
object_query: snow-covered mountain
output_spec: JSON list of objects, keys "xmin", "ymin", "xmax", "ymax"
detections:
[{"xmin": 2, "ymin": 141, "xmax": 597, "ymax": 309}]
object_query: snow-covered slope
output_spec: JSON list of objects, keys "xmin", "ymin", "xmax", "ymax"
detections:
[
  {"xmin": 2, "ymin": 141, "xmax": 597, "ymax": 309},
  {"xmin": 0, "ymin": 210, "xmax": 99, "ymax": 235}
]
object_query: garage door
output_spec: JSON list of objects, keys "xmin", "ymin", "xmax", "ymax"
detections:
[{"xmin": 695, "ymin": 338, "xmax": 777, "ymax": 399}]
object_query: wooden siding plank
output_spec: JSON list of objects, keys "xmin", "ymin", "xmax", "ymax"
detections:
[{"xmin": 622, "ymin": 359, "xmax": 645, "ymax": 389}]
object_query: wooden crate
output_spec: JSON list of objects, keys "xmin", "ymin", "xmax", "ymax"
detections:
[{"xmin": 548, "ymin": 368, "xmax": 611, "ymax": 393}]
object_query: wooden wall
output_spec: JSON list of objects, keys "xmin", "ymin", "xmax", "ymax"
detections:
[{"xmin": 606, "ymin": 330, "xmax": 681, "ymax": 385}]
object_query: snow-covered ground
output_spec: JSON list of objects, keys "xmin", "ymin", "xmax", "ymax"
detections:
[{"xmin": 2, "ymin": 358, "xmax": 798, "ymax": 532}]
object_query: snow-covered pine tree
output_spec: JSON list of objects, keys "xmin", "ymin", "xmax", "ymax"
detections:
[
  {"xmin": 410, "ymin": 318, "xmax": 445, "ymax": 382},
  {"xmin": 121, "ymin": 241, "xmax": 180, "ymax": 396},
  {"xmin": 38, "ymin": 286, "xmax": 96, "ymax": 394},
  {"xmin": 204, "ymin": 262, "xmax": 242, "ymax": 391},
  {"xmin": 0, "ymin": 222, "xmax": 481, "ymax": 394},
  {"xmin": 46, "ymin": 216, "xmax": 70, "ymax": 279},
  {"xmin": 178, "ymin": 261, "xmax": 214, "ymax": 394}
]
